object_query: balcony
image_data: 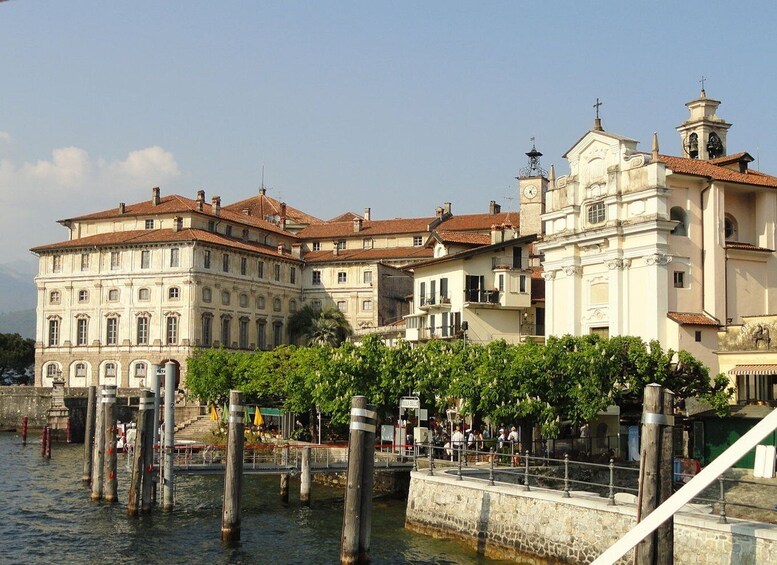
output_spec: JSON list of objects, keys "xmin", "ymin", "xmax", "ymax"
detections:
[
  {"xmin": 464, "ymin": 284, "xmax": 531, "ymax": 310},
  {"xmin": 492, "ymin": 257, "xmax": 516, "ymax": 270},
  {"xmin": 419, "ymin": 294, "xmax": 451, "ymax": 311},
  {"xmin": 464, "ymin": 289, "xmax": 501, "ymax": 304}
]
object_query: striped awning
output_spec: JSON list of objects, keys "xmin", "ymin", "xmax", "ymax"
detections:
[{"xmin": 728, "ymin": 364, "xmax": 777, "ymax": 376}]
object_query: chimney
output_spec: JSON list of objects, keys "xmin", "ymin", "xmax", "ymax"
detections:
[
  {"xmin": 488, "ymin": 200, "xmax": 501, "ymax": 215},
  {"xmin": 152, "ymin": 187, "xmax": 160, "ymax": 206},
  {"xmin": 332, "ymin": 241, "xmax": 339, "ymax": 257},
  {"xmin": 353, "ymin": 218, "xmax": 362, "ymax": 232},
  {"xmin": 196, "ymin": 189, "xmax": 205, "ymax": 203},
  {"xmin": 490, "ymin": 224, "xmax": 504, "ymax": 245},
  {"xmin": 277, "ymin": 243, "xmax": 285, "ymax": 255},
  {"xmin": 443, "ymin": 202, "xmax": 451, "ymax": 215},
  {"xmin": 173, "ymin": 216, "xmax": 181, "ymax": 232},
  {"xmin": 197, "ymin": 200, "xmax": 203, "ymax": 211},
  {"xmin": 280, "ymin": 202, "xmax": 287, "ymax": 230},
  {"xmin": 435, "ymin": 206, "xmax": 444, "ymax": 218},
  {"xmin": 291, "ymin": 243, "xmax": 302, "ymax": 259},
  {"xmin": 364, "ymin": 207, "xmax": 371, "ymax": 221},
  {"xmin": 118, "ymin": 202, "xmax": 126, "ymax": 214},
  {"xmin": 211, "ymin": 196, "xmax": 221, "ymax": 216}
]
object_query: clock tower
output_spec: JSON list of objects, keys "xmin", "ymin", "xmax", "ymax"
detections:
[{"xmin": 518, "ymin": 140, "xmax": 548, "ymax": 237}]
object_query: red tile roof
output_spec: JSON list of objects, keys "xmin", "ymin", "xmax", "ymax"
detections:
[
  {"xmin": 297, "ymin": 217, "xmax": 436, "ymax": 239},
  {"xmin": 658, "ymin": 155, "xmax": 777, "ymax": 189},
  {"xmin": 66, "ymin": 194, "xmax": 292, "ymax": 236},
  {"xmin": 435, "ymin": 231, "xmax": 491, "ymax": 246},
  {"xmin": 303, "ymin": 247, "xmax": 433, "ymax": 263},
  {"xmin": 726, "ymin": 242, "xmax": 774, "ymax": 253},
  {"xmin": 328, "ymin": 211, "xmax": 363, "ymax": 222},
  {"xmin": 666, "ymin": 312, "xmax": 720, "ymax": 326},
  {"xmin": 225, "ymin": 190, "xmax": 323, "ymax": 226},
  {"xmin": 437, "ymin": 212, "xmax": 515, "ymax": 231},
  {"xmin": 30, "ymin": 228, "xmax": 299, "ymax": 260}
]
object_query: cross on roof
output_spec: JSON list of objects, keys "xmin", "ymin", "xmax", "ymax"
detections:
[
  {"xmin": 593, "ymin": 98, "xmax": 603, "ymax": 119},
  {"xmin": 699, "ymin": 75, "xmax": 707, "ymax": 95}
]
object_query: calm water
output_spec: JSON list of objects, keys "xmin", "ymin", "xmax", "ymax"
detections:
[{"xmin": 0, "ymin": 433, "xmax": 518, "ymax": 564}]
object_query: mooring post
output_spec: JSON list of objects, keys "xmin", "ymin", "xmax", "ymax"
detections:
[
  {"xmin": 357, "ymin": 403, "xmax": 378, "ymax": 564},
  {"xmin": 90, "ymin": 386, "xmax": 105, "ymax": 501},
  {"xmin": 657, "ymin": 389, "xmax": 675, "ymax": 564},
  {"xmin": 129, "ymin": 389, "xmax": 152, "ymax": 516},
  {"xmin": 40, "ymin": 425, "xmax": 47, "ymax": 457},
  {"xmin": 340, "ymin": 396, "xmax": 377, "ymax": 565},
  {"xmin": 141, "ymin": 388, "xmax": 156, "ymax": 513},
  {"xmin": 66, "ymin": 417, "xmax": 72, "ymax": 443},
  {"xmin": 44, "ymin": 426, "xmax": 52, "ymax": 459},
  {"xmin": 103, "ymin": 384, "xmax": 118, "ymax": 503},
  {"xmin": 163, "ymin": 361, "xmax": 175, "ymax": 512},
  {"xmin": 21, "ymin": 416, "xmax": 28, "ymax": 446},
  {"xmin": 221, "ymin": 390, "xmax": 245, "ymax": 542},
  {"xmin": 300, "ymin": 445, "xmax": 312, "ymax": 506},
  {"xmin": 82, "ymin": 386, "xmax": 96, "ymax": 483},
  {"xmin": 149, "ymin": 364, "xmax": 161, "ymax": 505},
  {"xmin": 280, "ymin": 444, "xmax": 290, "ymax": 503},
  {"xmin": 636, "ymin": 383, "xmax": 662, "ymax": 565}
]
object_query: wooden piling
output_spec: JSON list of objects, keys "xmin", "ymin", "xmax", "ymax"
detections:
[
  {"xmin": 129, "ymin": 389, "xmax": 153, "ymax": 516},
  {"xmin": 280, "ymin": 473, "xmax": 289, "ymax": 503},
  {"xmin": 635, "ymin": 384, "xmax": 662, "ymax": 565},
  {"xmin": 103, "ymin": 384, "xmax": 118, "ymax": 503},
  {"xmin": 657, "ymin": 389, "xmax": 675, "ymax": 565},
  {"xmin": 300, "ymin": 446, "xmax": 312, "ymax": 506},
  {"xmin": 40, "ymin": 425, "xmax": 47, "ymax": 457},
  {"xmin": 221, "ymin": 390, "xmax": 245, "ymax": 542},
  {"xmin": 45, "ymin": 426, "xmax": 52, "ymax": 458},
  {"xmin": 358, "ymin": 404, "xmax": 378, "ymax": 564},
  {"xmin": 90, "ymin": 386, "xmax": 105, "ymax": 501},
  {"xmin": 340, "ymin": 396, "xmax": 378, "ymax": 565},
  {"xmin": 162, "ymin": 361, "xmax": 175, "ymax": 512},
  {"xmin": 149, "ymin": 364, "xmax": 161, "ymax": 505},
  {"xmin": 82, "ymin": 385, "xmax": 96, "ymax": 483},
  {"xmin": 141, "ymin": 389, "xmax": 156, "ymax": 513},
  {"xmin": 21, "ymin": 416, "xmax": 28, "ymax": 446}
]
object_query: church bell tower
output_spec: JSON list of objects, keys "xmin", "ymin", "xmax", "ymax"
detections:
[
  {"xmin": 676, "ymin": 84, "xmax": 732, "ymax": 160},
  {"xmin": 518, "ymin": 140, "xmax": 547, "ymax": 237}
]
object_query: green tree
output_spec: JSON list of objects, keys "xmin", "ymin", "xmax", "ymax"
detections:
[
  {"xmin": 288, "ymin": 305, "xmax": 353, "ymax": 346},
  {"xmin": 0, "ymin": 333, "xmax": 35, "ymax": 385}
]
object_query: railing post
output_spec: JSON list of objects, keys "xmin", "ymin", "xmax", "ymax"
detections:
[
  {"xmin": 300, "ymin": 446, "xmax": 312, "ymax": 507},
  {"xmin": 523, "ymin": 450, "xmax": 530, "ymax": 491},
  {"xmin": 412, "ymin": 441, "xmax": 418, "ymax": 472},
  {"xmin": 489, "ymin": 448, "xmax": 495, "ymax": 486},
  {"xmin": 457, "ymin": 446, "xmax": 463, "ymax": 480},
  {"xmin": 428, "ymin": 443, "xmax": 434, "ymax": 476},
  {"xmin": 718, "ymin": 476, "xmax": 727, "ymax": 523},
  {"xmin": 563, "ymin": 453, "xmax": 570, "ymax": 497},
  {"xmin": 608, "ymin": 458, "xmax": 616, "ymax": 505}
]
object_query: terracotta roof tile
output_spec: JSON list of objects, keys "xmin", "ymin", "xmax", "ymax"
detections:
[
  {"xmin": 66, "ymin": 194, "xmax": 292, "ymax": 236},
  {"xmin": 437, "ymin": 212, "xmax": 515, "ymax": 231},
  {"xmin": 726, "ymin": 242, "xmax": 774, "ymax": 253},
  {"xmin": 666, "ymin": 312, "xmax": 720, "ymax": 326},
  {"xmin": 328, "ymin": 211, "xmax": 363, "ymax": 222},
  {"xmin": 658, "ymin": 155, "xmax": 777, "ymax": 189},
  {"xmin": 303, "ymin": 247, "xmax": 433, "ymax": 263},
  {"xmin": 225, "ymin": 191, "xmax": 323, "ymax": 226},
  {"xmin": 435, "ymin": 231, "xmax": 491, "ymax": 245},
  {"xmin": 30, "ymin": 228, "xmax": 299, "ymax": 260}
]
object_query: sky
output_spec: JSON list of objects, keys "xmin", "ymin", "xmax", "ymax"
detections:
[{"xmin": 2, "ymin": 1, "xmax": 777, "ymax": 263}]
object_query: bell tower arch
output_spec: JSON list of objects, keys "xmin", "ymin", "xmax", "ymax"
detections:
[{"xmin": 676, "ymin": 82, "xmax": 732, "ymax": 160}]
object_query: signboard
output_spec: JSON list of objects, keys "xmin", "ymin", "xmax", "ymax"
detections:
[
  {"xmin": 381, "ymin": 425, "xmax": 394, "ymax": 442},
  {"xmin": 399, "ymin": 396, "xmax": 420, "ymax": 410}
]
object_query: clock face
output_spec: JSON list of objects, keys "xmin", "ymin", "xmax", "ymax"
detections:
[{"xmin": 523, "ymin": 185, "xmax": 538, "ymax": 199}]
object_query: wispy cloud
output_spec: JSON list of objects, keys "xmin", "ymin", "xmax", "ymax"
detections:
[
  {"xmin": 0, "ymin": 140, "xmax": 181, "ymax": 261},
  {"xmin": 0, "ymin": 131, "xmax": 11, "ymax": 143}
]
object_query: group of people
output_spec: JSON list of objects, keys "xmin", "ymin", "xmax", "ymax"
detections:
[{"xmin": 426, "ymin": 422, "xmax": 523, "ymax": 461}]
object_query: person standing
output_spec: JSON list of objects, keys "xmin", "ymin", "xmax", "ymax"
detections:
[{"xmin": 451, "ymin": 425, "xmax": 465, "ymax": 461}]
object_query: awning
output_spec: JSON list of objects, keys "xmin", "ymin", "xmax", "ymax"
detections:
[{"xmin": 728, "ymin": 364, "xmax": 777, "ymax": 376}]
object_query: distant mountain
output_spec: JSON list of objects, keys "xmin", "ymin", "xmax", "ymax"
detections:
[
  {"xmin": 0, "ymin": 258, "xmax": 37, "ymax": 315},
  {"xmin": 0, "ymin": 309, "xmax": 36, "ymax": 339}
]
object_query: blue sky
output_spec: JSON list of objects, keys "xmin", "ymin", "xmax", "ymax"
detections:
[{"xmin": 2, "ymin": 1, "xmax": 776, "ymax": 262}]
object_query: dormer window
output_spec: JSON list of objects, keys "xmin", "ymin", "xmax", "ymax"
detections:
[
  {"xmin": 312, "ymin": 242, "xmax": 321, "ymax": 251},
  {"xmin": 336, "ymin": 240, "xmax": 346, "ymax": 251},
  {"xmin": 413, "ymin": 236, "xmax": 423, "ymax": 246},
  {"xmin": 145, "ymin": 219, "xmax": 154, "ymax": 230}
]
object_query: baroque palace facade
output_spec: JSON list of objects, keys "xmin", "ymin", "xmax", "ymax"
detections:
[{"xmin": 31, "ymin": 187, "xmax": 512, "ymax": 388}]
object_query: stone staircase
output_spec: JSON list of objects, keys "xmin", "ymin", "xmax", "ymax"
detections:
[{"xmin": 174, "ymin": 413, "xmax": 219, "ymax": 442}]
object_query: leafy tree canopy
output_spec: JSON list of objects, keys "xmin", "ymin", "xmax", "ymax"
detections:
[{"xmin": 0, "ymin": 333, "xmax": 35, "ymax": 385}]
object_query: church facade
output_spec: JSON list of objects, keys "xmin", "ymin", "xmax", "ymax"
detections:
[{"xmin": 538, "ymin": 91, "xmax": 777, "ymax": 374}]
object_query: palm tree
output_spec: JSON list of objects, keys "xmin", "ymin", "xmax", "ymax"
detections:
[{"xmin": 288, "ymin": 305, "xmax": 353, "ymax": 346}]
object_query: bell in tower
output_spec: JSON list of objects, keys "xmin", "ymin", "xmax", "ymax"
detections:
[
  {"xmin": 518, "ymin": 138, "xmax": 548, "ymax": 238},
  {"xmin": 675, "ymin": 79, "xmax": 731, "ymax": 160}
]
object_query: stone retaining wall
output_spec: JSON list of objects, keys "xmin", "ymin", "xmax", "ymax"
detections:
[{"xmin": 405, "ymin": 471, "xmax": 777, "ymax": 564}]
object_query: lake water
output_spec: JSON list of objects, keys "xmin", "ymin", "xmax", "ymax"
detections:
[{"xmin": 0, "ymin": 433, "xmax": 521, "ymax": 564}]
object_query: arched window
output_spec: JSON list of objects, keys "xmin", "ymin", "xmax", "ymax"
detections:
[
  {"xmin": 46, "ymin": 363, "xmax": 60, "ymax": 379},
  {"xmin": 670, "ymin": 207, "xmax": 688, "ymax": 236},
  {"xmin": 138, "ymin": 288, "xmax": 150, "ymax": 301},
  {"xmin": 102, "ymin": 362, "xmax": 117, "ymax": 384},
  {"xmin": 73, "ymin": 362, "xmax": 87, "ymax": 381},
  {"xmin": 273, "ymin": 298, "xmax": 282, "ymax": 312},
  {"xmin": 688, "ymin": 133, "xmax": 699, "ymax": 159},
  {"xmin": 289, "ymin": 299, "xmax": 297, "ymax": 313},
  {"xmin": 724, "ymin": 214, "xmax": 738, "ymax": 241},
  {"xmin": 239, "ymin": 293, "xmax": 249, "ymax": 308}
]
